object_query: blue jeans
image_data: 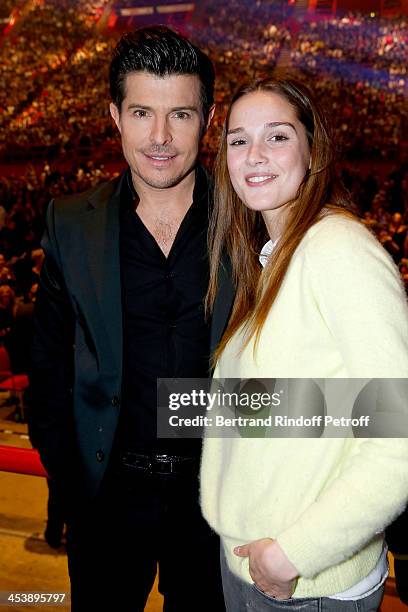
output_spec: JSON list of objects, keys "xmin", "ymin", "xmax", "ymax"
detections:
[{"xmin": 221, "ymin": 547, "xmax": 384, "ymax": 611}]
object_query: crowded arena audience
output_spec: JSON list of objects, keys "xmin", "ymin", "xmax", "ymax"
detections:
[
  {"xmin": 0, "ymin": 0, "xmax": 15, "ymax": 21},
  {"xmin": 0, "ymin": 0, "xmax": 407, "ymax": 293},
  {"xmin": 0, "ymin": 7, "xmax": 406, "ymax": 605},
  {"xmin": 1, "ymin": 160, "xmax": 407, "ymax": 289},
  {"xmin": 0, "ymin": 0, "xmax": 116, "ymax": 160},
  {"xmin": 0, "ymin": 160, "xmax": 113, "ymax": 371},
  {"xmin": 292, "ymin": 13, "xmax": 407, "ymax": 158},
  {"xmin": 185, "ymin": 0, "xmax": 292, "ymax": 158},
  {"xmin": 1, "ymin": 2, "xmax": 406, "ymax": 163}
]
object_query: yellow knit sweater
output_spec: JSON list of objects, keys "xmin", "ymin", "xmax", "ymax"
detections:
[{"xmin": 201, "ymin": 215, "xmax": 408, "ymax": 598}]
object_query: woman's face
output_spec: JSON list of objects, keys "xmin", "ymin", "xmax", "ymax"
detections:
[{"xmin": 226, "ymin": 91, "xmax": 310, "ymax": 218}]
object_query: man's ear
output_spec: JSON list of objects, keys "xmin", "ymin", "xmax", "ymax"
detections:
[
  {"xmin": 109, "ymin": 102, "xmax": 121, "ymax": 134},
  {"xmin": 205, "ymin": 104, "xmax": 216, "ymax": 132}
]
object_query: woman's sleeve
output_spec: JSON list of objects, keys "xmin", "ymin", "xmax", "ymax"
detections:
[
  {"xmin": 276, "ymin": 217, "xmax": 408, "ymax": 578},
  {"xmin": 304, "ymin": 217, "xmax": 408, "ymax": 378}
]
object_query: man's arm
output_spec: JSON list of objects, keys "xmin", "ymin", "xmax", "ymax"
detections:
[{"xmin": 28, "ymin": 199, "xmax": 76, "ymax": 480}]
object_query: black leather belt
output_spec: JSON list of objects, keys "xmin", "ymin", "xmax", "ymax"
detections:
[{"xmin": 119, "ymin": 452, "xmax": 200, "ymax": 476}]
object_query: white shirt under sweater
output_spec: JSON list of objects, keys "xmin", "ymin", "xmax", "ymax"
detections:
[
  {"xmin": 201, "ymin": 215, "xmax": 408, "ymax": 599},
  {"xmin": 259, "ymin": 236, "xmax": 388, "ymax": 601}
]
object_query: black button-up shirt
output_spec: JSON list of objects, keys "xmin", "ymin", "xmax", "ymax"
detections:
[{"xmin": 114, "ymin": 166, "xmax": 211, "ymax": 456}]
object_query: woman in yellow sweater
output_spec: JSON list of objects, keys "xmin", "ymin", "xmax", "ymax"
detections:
[{"xmin": 201, "ymin": 76, "xmax": 408, "ymax": 611}]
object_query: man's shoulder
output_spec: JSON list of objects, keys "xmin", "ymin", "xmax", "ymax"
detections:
[{"xmin": 52, "ymin": 174, "xmax": 123, "ymax": 218}]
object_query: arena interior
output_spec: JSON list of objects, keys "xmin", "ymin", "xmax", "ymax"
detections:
[{"xmin": 0, "ymin": 0, "xmax": 407, "ymax": 609}]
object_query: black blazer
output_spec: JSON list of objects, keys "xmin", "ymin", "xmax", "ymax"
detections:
[{"xmin": 29, "ymin": 171, "xmax": 234, "ymax": 498}]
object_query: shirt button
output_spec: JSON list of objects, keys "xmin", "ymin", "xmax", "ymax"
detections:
[
  {"xmin": 96, "ymin": 450, "xmax": 104, "ymax": 462},
  {"xmin": 111, "ymin": 395, "xmax": 120, "ymax": 408}
]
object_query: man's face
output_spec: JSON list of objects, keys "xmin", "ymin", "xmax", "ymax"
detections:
[{"xmin": 110, "ymin": 72, "xmax": 207, "ymax": 190}]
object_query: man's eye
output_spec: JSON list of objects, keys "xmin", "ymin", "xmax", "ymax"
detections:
[
  {"xmin": 173, "ymin": 111, "xmax": 190, "ymax": 119},
  {"xmin": 133, "ymin": 110, "xmax": 148, "ymax": 117}
]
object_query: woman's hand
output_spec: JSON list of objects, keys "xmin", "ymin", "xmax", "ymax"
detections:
[{"xmin": 234, "ymin": 538, "xmax": 299, "ymax": 600}]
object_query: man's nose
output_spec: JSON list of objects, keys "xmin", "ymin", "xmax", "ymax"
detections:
[{"xmin": 150, "ymin": 117, "xmax": 172, "ymax": 146}]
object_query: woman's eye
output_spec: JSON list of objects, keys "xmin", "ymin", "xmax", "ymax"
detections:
[
  {"xmin": 269, "ymin": 134, "xmax": 289, "ymax": 142},
  {"xmin": 229, "ymin": 139, "xmax": 247, "ymax": 146}
]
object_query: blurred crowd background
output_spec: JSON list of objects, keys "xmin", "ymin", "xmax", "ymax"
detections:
[{"xmin": 0, "ymin": 0, "xmax": 407, "ymax": 379}]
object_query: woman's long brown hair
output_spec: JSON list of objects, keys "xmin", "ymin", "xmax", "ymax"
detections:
[{"xmin": 206, "ymin": 77, "xmax": 356, "ymax": 363}]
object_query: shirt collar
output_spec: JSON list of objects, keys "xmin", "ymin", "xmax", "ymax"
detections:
[
  {"xmin": 259, "ymin": 238, "xmax": 279, "ymax": 267},
  {"xmin": 121, "ymin": 164, "xmax": 211, "ymax": 217}
]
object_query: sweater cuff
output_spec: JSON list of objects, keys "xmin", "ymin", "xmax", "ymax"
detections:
[{"xmin": 277, "ymin": 517, "xmax": 322, "ymax": 579}]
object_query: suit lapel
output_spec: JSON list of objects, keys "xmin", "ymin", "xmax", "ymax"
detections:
[
  {"xmin": 78, "ymin": 169, "xmax": 234, "ymax": 371},
  {"xmin": 210, "ymin": 253, "xmax": 234, "ymax": 356},
  {"xmin": 80, "ymin": 176, "xmax": 124, "ymax": 378}
]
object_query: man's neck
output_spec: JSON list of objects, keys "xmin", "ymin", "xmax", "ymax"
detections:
[
  {"xmin": 131, "ymin": 168, "xmax": 196, "ymax": 218},
  {"xmin": 131, "ymin": 168, "xmax": 197, "ymax": 257}
]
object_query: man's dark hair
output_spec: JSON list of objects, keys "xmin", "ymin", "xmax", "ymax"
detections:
[{"xmin": 109, "ymin": 26, "xmax": 215, "ymax": 126}]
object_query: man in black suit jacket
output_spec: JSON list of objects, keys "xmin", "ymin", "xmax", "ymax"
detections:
[{"xmin": 29, "ymin": 27, "xmax": 233, "ymax": 612}]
